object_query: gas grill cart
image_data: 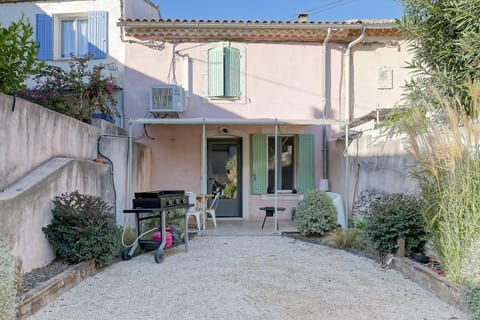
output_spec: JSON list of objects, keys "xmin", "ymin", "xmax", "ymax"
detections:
[{"xmin": 122, "ymin": 190, "xmax": 191, "ymax": 263}]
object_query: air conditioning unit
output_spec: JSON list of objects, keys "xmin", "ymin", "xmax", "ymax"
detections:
[{"xmin": 150, "ymin": 85, "xmax": 186, "ymax": 113}]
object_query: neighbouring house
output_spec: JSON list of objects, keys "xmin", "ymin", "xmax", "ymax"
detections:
[
  {"xmin": 0, "ymin": 0, "xmax": 161, "ymax": 126},
  {"xmin": 117, "ymin": 14, "xmax": 417, "ymax": 224}
]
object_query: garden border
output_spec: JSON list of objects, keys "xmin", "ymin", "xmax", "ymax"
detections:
[
  {"xmin": 17, "ymin": 260, "xmax": 97, "ymax": 320},
  {"xmin": 391, "ymin": 256, "xmax": 466, "ymax": 312}
]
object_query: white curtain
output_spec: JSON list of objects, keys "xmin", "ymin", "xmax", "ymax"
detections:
[
  {"xmin": 61, "ymin": 20, "xmax": 75, "ymax": 58},
  {"xmin": 77, "ymin": 19, "xmax": 88, "ymax": 57}
]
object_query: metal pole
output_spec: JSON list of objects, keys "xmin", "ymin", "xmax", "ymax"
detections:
[
  {"xmin": 274, "ymin": 119, "xmax": 279, "ymax": 233},
  {"xmin": 345, "ymin": 124, "xmax": 349, "ymax": 229},
  {"xmin": 127, "ymin": 123, "xmax": 133, "ymax": 207},
  {"xmin": 201, "ymin": 120, "xmax": 206, "ymax": 231}
]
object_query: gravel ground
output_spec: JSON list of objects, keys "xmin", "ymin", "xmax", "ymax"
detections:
[{"xmin": 29, "ymin": 236, "xmax": 467, "ymax": 320}]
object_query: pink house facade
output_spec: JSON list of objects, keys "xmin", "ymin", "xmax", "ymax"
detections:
[{"xmin": 118, "ymin": 17, "xmax": 409, "ymax": 223}]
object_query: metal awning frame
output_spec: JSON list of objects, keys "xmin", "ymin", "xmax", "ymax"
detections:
[{"xmin": 127, "ymin": 117, "xmax": 351, "ymax": 233}]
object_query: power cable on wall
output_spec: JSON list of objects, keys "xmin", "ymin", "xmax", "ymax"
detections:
[{"xmin": 97, "ymin": 134, "xmax": 130, "ymax": 219}]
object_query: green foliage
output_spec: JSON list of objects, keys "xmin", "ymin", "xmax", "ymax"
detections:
[
  {"xmin": 403, "ymin": 84, "xmax": 480, "ymax": 283},
  {"xmin": 43, "ymin": 191, "xmax": 121, "ymax": 267},
  {"xmin": 364, "ymin": 193, "xmax": 427, "ymax": 255},
  {"xmin": 0, "ymin": 18, "xmax": 41, "ymax": 94},
  {"xmin": 463, "ymin": 285, "xmax": 480, "ymax": 320},
  {"xmin": 294, "ymin": 190, "xmax": 337, "ymax": 236},
  {"xmin": 18, "ymin": 56, "xmax": 118, "ymax": 122},
  {"xmin": 398, "ymin": 0, "xmax": 480, "ymax": 114},
  {"xmin": 323, "ymin": 228, "xmax": 365, "ymax": 249},
  {"xmin": 0, "ymin": 236, "xmax": 16, "ymax": 320}
]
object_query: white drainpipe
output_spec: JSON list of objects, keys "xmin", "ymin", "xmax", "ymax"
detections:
[
  {"xmin": 344, "ymin": 27, "xmax": 365, "ymax": 228},
  {"xmin": 321, "ymin": 28, "xmax": 332, "ymax": 190}
]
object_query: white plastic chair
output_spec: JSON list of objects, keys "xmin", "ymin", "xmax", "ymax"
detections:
[
  {"xmin": 186, "ymin": 192, "xmax": 201, "ymax": 231},
  {"xmin": 205, "ymin": 192, "xmax": 220, "ymax": 228}
]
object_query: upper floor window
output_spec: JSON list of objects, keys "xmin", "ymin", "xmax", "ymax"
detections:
[
  {"xmin": 61, "ymin": 17, "xmax": 88, "ymax": 58},
  {"xmin": 36, "ymin": 11, "xmax": 108, "ymax": 61},
  {"xmin": 208, "ymin": 46, "xmax": 240, "ymax": 98},
  {"xmin": 204, "ymin": 43, "xmax": 245, "ymax": 103}
]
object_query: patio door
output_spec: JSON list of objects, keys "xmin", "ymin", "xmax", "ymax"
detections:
[{"xmin": 207, "ymin": 139, "xmax": 242, "ymax": 217}]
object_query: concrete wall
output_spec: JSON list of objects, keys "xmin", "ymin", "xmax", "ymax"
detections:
[
  {"xmin": 328, "ymin": 130, "xmax": 419, "ymax": 216},
  {"xmin": 0, "ymin": 158, "xmax": 113, "ymax": 273},
  {"xmin": 97, "ymin": 134, "xmax": 151, "ymax": 225},
  {"xmin": 0, "ymin": 94, "xmax": 98, "ymax": 191},
  {"xmin": 0, "ymin": 95, "xmax": 151, "ymax": 272}
]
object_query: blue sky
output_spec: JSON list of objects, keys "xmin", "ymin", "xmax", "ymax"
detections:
[{"xmin": 153, "ymin": 0, "xmax": 403, "ymax": 21}]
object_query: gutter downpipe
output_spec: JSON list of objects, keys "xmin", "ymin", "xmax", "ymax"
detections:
[
  {"xmin": 344, "ymin": 27, "xmax": 365, "ymax": 229},
  {"xmin": 322, "ymin": 28, "xmax": 332, "ymax": 183}
]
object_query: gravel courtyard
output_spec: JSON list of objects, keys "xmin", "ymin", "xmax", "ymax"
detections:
[{"xmin": 30, "ymin": 235, "xmax": 467, "ymax": 320}]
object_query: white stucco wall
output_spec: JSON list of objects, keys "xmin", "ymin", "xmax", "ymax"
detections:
[
  {"xmin": 124, "ymin": 0, "xmax": 160, "ymax": 18},
  {"xmin": 0, "ymin": 0, "xmax": 125, "ymax": 86}
]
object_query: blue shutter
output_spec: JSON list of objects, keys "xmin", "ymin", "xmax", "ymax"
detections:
[
  {"xmin": 251, "ymin": 134, "xmax": 267, "ymax": 194},
  {"xmin": 224, "ymin": 47, "xmax": 240, "ymax": 97},
  {"xmin": 88, "ymin": 11, "xmax": 108, "ymax": 59},
  {"xmin": 298, "ymin": 134, "xmax": 315, "ymax": 193},
  {"xmin": 208, "ymin": 46, "xmax": 224, "ymax": 97},
  {"xmin": 35, "ymin": 14, "xmax": 53, "ymax": 61}
]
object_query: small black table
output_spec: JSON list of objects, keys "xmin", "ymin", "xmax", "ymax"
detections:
[{"xmin": 260, "ymin": 206, "xmax": 286, "ymax": 229}]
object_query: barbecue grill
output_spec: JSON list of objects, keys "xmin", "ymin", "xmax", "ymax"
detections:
[{"xmin": 122, "ymin": 190, "xmax": 191, "ymax": 263}]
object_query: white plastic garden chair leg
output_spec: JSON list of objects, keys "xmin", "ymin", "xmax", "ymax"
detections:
[{"xmin": 207, "ymin": 209, "xmax": 217, "ymax": 228}]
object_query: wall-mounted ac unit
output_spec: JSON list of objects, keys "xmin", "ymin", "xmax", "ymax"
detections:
[{"xmin": 150, "ymin": 85, "xmax": 186, "ymax": 113}]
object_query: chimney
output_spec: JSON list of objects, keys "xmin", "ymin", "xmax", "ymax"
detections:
[{"xmin": 298, "ymin": 13, "xmax": 308, "ymax": 22}]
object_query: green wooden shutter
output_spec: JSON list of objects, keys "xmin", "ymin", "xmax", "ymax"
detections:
[
  {"xmin": 298, "ymin": 134, "xmax": 315, "ymax": 193},
  {"xmin": 88, "ymin": 11, "xmax": 108, "ymax": 59},
  {"xmin": 208, "ymin": 46, "xmax": 224, "ymax": 96},
  {"xmin": 224, "ymin": 47, "xmax": 240, "ymax": 97},
  {"xmin": 251, "ymin": 134, "xmax": 267, "ymax": 194}
]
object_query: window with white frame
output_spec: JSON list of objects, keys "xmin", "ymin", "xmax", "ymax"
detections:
[
  {"xmin": 60, "ymin": 16, "xmax": 88, "ymax": 58},
  {"xmin": 205, "ymin": 43, "xmax": 246, "ymax": 102},
  {"xmin": 36, "ymin": 11, "xmax": 108, "ymax": 61}
]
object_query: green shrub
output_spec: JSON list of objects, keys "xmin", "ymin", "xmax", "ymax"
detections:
[
  {"xmin": 364, "ymin": 193, "xmax": 427, "ymax": 255},
  {"xmin": 294, "ymin": 190, "xmax": 337, "ymax": 236},
  {"xmin": 0, "ymin": 236, "xmax": 16, "ymax": 320},
  {"xmin": 323, "ymin": 228, "xmax": 364, "ymax": 249},
  {"xmin": 43, "ymin": 191, "xmax": 122, "ymax": 267},
  {"xmin": 0, "ymin": 18, "xmax": 41, "ymax": 94},
  {"xmin": 463, "ymin": 284, "xmax": 480, "ymax": 320}
]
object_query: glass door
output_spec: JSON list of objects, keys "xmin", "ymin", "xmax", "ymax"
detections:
[{"xmin": 207, "ymin": 139, "xmax": 242, "ymax": 217}]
